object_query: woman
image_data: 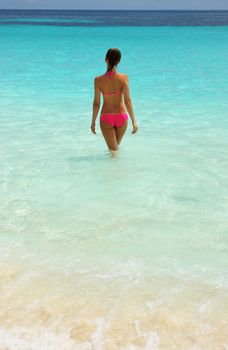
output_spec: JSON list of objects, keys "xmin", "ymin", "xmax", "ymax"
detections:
[{"xmin": 91, "ymin": 48, "xmax": 138, "ymax": 153}]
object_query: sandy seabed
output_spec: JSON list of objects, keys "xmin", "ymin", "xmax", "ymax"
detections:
[{"xmin": 0, "ymin": 260, "xmax": 227, "ymax": 350}]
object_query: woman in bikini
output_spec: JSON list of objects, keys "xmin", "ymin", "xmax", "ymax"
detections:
[{"xmin": 90, "ymin": 48, "xmax": 138, "ymax": 153}]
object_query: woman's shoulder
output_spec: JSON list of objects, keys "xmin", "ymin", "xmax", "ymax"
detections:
[
  {"xmin": 118, "ymin": 73, "xmax": 129, "ymax": 86},
  {"xmin": 117, "ymin": 72, "xmax": 128, "ymax": 77},
  {"xmin": 118, "ymin": 72, "xmax": 128, "ymax": 81},
  {"xmin": 95, "ymin": 74, "xmax": 104, "ymax": 80}
]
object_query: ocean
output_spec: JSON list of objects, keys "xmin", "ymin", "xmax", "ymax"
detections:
[{"xmin": 0, "ymin": 9, "xmax": 228, "ymax": 350}]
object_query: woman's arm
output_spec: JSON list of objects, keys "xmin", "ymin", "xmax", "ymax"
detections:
[
  {"xmin": 91, "ymin": 77, "xmax": 101, "ymax": 134},
  {"xmin": 123, "ymin": 75, "xmax": 138, "ymax": 134}
]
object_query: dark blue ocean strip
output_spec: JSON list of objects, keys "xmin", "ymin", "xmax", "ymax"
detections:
[{"xmin": 0, "ymin": 10, "xmax": 228, "ymax": 26}]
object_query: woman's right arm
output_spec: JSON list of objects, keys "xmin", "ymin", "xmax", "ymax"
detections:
[{"xmin": 123, "ymin": 75, "xmax": 138, "ymax": 134}]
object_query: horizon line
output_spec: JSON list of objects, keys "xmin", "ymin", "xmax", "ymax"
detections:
[{"xmin": 1, "ymin": 8, "xmax": 228, "ymax": 11}]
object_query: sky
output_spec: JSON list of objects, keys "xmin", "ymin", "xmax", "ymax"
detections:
[{"xmin": 0, "ymin": 0, "xmax": 228, "ymax": 10}]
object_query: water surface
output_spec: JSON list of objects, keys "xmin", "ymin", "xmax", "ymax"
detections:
[{"xmin": 0, "ymin": 13, "xmax": 228, "ymax": 350}]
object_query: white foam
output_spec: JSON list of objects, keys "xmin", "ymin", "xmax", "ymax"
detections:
[
  {"xmin": 0, "ymin": 318, "xmax": 161, "ymax": 350},
  {"xmin": 133, "ymin": 319, "xmax": 160, "ymax": 350},
  {"xmin": 144, "ymin": 332, "xmax": 160, "ymax": 350},
  {"xmin": 90, "ymin": 317, "xmax": 107, "ymax": 349},
  {"xmin": 0, "ymin": 326, "xmax": 91, "ymax": 350}
]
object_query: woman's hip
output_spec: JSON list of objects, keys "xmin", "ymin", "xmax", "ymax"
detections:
[{"xmin": 100, "ymin": 113, "xmax": 128, "ymax": 127}]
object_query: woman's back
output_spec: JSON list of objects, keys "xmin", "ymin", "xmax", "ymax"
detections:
[{"xmin": 97, "ymin": 71, "xmax": 127, "ymax": 114}]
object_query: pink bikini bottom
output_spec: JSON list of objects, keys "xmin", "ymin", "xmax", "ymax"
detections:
[{"xmin": 100, "ymin": 113, "xmax": 128, "ymax": 128}]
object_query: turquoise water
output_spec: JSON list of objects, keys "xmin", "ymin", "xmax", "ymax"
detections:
[{"xmin": 0, "ymin": 24, "xmax": 228, "ymax": 349}]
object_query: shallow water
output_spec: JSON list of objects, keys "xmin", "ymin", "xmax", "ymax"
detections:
[{"xmin": 0, "ymin": 19, "xmax": 228, "ymax": 349}]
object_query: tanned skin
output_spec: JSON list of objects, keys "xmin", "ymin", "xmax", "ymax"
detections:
[{"xmin": 91, "ymin": 59, "xmax": 138, "ymax": 152}]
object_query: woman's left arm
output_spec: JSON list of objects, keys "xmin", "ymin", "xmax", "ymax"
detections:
[{"xmin": 91, "ymin": 77, "xmax": 101, "ymax": 134}]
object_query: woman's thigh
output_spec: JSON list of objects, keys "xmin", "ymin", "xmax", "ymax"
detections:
[
  {"xmin": 115, "ymin": 121, "xmax": 128, "ymax": 145},
  {"xmin": 100, "ymin": 121, "xmax": 118, "ymax": 151}
]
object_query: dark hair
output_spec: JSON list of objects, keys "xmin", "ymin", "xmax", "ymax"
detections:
[{"xmin": 105, "ymin": 48, "xmax": 121, "ymax": 72}]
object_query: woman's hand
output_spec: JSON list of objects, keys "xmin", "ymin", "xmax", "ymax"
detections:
[
  {"xmin": 91, "ymin": 122, "xmax": 96, "ymax": 134},
  {"xmin": 132, "ymin": 121, "xmax": 138, "ymax": 134}
]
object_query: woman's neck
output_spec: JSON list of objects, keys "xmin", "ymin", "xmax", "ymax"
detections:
[{"xmin": 105, "ymin": 70, "xmax": 117, "ymax": 78}]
